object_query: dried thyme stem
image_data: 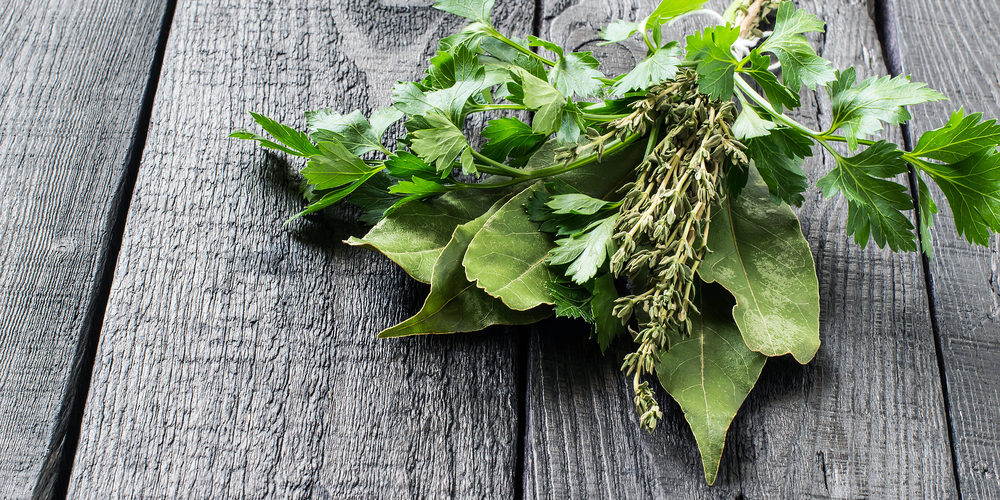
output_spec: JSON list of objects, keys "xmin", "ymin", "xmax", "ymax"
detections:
[{"xmin": 609, "ymin": 70, "xmax": 747, "ymax": 432}]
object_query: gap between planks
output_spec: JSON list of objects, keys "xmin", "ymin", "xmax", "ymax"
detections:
[
  {"xmin": 514, "ymin": 2, "xmax": 546, "ymax": 499},
  {"xmin": 36, "ymin": 2, "xmax": 179, "ymax": 499},
  {"xmin": 872, "ymin": 1, "xmax": 962, "ymax": 497}
]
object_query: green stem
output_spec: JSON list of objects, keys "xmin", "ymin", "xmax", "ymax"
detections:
[
  {"xmin": 582, "ymin": 112, "xmax": 628, "ymax": 122},
  {"xmin": 735, "ymin": 76, "xmax": 822, "ymax": 136},
  {"xmin": 451, "ymin": 134, "xmax": 642, "ymax": 190},
  {"xmin": 641, "ymin": 28, "xmax": 657, "ymax": 53},
  {"xmin": 815, "ymin": 131, "xmax": 924, "ymax": 163},
  {"xmin": 472, "ymin": 104, "xmax": 526, "ymax": 111},
  {"xmin": 487, "ymin": 28, "xmax": 557, "ymax": 66},
  {"xmin": 471, "ymin": 150, "xmax": 527, "ymax": 177}
]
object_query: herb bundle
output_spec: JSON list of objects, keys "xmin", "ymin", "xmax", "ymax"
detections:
[{"xmin": 233, "ymin": 0, "xmax": 1000, "ymax": 483}]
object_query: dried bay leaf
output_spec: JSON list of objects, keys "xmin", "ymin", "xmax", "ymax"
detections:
[
  {"xmin": 697, "ymin": 168, "xmax": 820, "ymax": 363},
  {"xmin": 346, "ymin": 189, "xmax": 507, "ymax": 283},
  {"xmin": 378, "ymin": 195, "xmax": 549, "ymax": 338},
  {"xmin": 656, "ymin": 296, "xmax": 766, "ymax": 485},
  {"xmin": 464, "ymin": 183, "xmax": 557, "ymax": 310}
]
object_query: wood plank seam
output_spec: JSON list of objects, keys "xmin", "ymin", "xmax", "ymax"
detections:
[
  {"xmin": 514, "ymin": 3, "xmax": 546, "ymax": 500},
  {"xmin": 34, "ymin": 2, "xmax": 179, "ymax": 499},
  {"xmin": 872, "ymin": 1, "xmax": 964, "ymax": 497}
]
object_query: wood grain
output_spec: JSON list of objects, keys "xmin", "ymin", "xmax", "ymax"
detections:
[
  {"xmin": 0, "ymin": 0, "xmax": 167, "ymax": 497},
  {"xmin": 525, "ymin": 0, "xmax": 957, "ymax": 497},
  {"xmin": 894, "ymin": 0, "xmax": 1000, "ymax": 497},
  {"xmin": 67, "ymin": 1, "xmax": 532, "ymax": 498}
]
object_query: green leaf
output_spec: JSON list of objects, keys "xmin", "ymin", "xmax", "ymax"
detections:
[
  {"xmin": 646, "ymin": 0, "xmax": 709, "ymax": 29},
  {"xmin": 433, "ymin": 0, "xmax": 494, "ymax": 24},
  {"xmin": 306, "ymin": 109, "xmax": 385, "ymax": 156},
  {"xmin": 557, "ymin": 100, "xmax": 585, "ymax": 145},
  {"xmin": 410, "ymin": 112, "xmax": 475, "ymax": 174},
  {"xmin": 392, "ymin": 82, "xmax": 435, "ymax": 116},
  {"xmin": 599, "ymin": 20, "xmax": 640, "ymax": 46},
  {"xmin": 393, "ymin": 73, "xmax": 486, "ymax": 125},
  {"xmin": 685, "ymin": 25, "xmax": 740, "ymax": 100},
  {"xmin": 915, "ymin": 149, "xmax": 1000, "ymax": 246},
  {"xmin": 740, "ymin": 50, "xmax": 800, "ymax": 111},
  {"xmin": 384, "ymin": 151, "xmax": 436, "ymax": 180},
  {"xmin": 515, "ymin": 69, "xmax": 566, "ymax": 134},
  {"xmin": 552, "ymin": 52, "xmax": 606, "ymax": 98},
  {"xmin": 745, "ymin": 127, "xmax": 813, "ymax": 206},
  {"xmin": 230, "ymin": 130, "xmax": 306, "ymax": 157},
  {"xmin": 234, "ymin": 112, "xmax": 319, "ymax": 157},
  {"xmin": 370, "ymin": 107, "xmax": 404, "ymax": 138},
  {"xmin": 288, "ymin": 171, "xmax": 379, "ymax": 223},
  {"xmin": 388, "ymin": 176, "xmax": 449, "ymax": 197},
  {"xmin": 656, "ymin": 296, "xmax": 766, "ymax": 485},
  {"xmin": 481, "ymin": 117, "xmax": 546, "ymax": 161},
  {"xmin": 347, "ymin": 171, "xmax": 399, "ymax": 225},
  {"xmin": 828, "ymin": 68, "xmax": 945, "ymax": 150},
  {"xmin": 613, "ymin": 43, "xmax": 683, "ymax": 95},
  {"xmin": 545, "ymin": 275, "xmax": 624, "ymax": 353},
  {"xmin": 465, "ymin": 142, "xmax": 645, "ymax": 308},
  {"xmin": 527, "ymin": 36, "xmax": 605, "ymax": 98},
  {"xmin": 911, "ymin": 109, "xmax": 1000, "ymax": 163},
  {"xmin": 732, "ymin": 104, "xmax": 776, "ymax": 140},
  {"xmin": 546, "ymin": 280, "xmax": 594, "ymax": 322},
  {"xmin": 548, "ymin": 215, "xmax": 618, "ymax": 284},
  {"xmin": 378, "ymin": 199, "xmax": 550, "ymax": 338},
  {"xmin": 916, "ymin": 171, "xmax": 938, "ymax": 258},
  {"xmin": 425, "ymin": 45, "xmax": 483, "ymax": 90},
  {"xmin": 757, "ymin": 1, "xmax": 835, "ymax": 91},
  {"xmin": 546, "ymin": 193, "xmax": 613, "ymax": 215},
  {"xmin": 347, "ymin": 189, "xmax": 508, "ymax": 283},
  {"xmin": 698, "ymin": 168, "xmax": 820, "ymax": 363},
  {"xmin": 439, "ymin": 22, "xmax": 492, "ymax": 53},
  {"xmin": 590, "ymin": 274, "xmax": 624, "ymax": 352},
  {"xmin": 464, "ymin": 184, "xmax": 558, "ymax": 311},
  {"xmin": 816, "ymin": 141, "xmax": 916, "ymax": 251},
  {"xmin": 301, "ymin": 140, "xmax": 372, "ymax": 190}
]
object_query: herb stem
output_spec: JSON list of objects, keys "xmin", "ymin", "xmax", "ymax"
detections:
[
  {"xmin": 487, "ymin": 28, "xmax": 557, "ymax": 66},
  {"xmin": 582, "ymin": 112, "xmax": 628, "ymax": 122},
  {"xmin": 735, "ymin": 76, "xmax": 822, "ymax": 136},
  {"xmin": 471, "ymin": 150, "xmax": 527, "ymax": 177},
  {"xmin": 451, "ymin": 133, "xmax": 642, "ymax": 190},
  {"xmin": 472, "ymin": 104, "xmax": 527, "ymax": 111},
  {"xmin": 641, "ymin": 29, "xmax": 657, "ymax": 53}
]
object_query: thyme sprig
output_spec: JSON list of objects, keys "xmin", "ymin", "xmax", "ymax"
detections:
[{"xmin": 610, "ymin": 72, "xmax": 746, "ymax": 431}]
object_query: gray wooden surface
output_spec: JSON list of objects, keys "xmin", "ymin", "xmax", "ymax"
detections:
[
  {"xmin": 65, "ymin": 1, "xmax": 531, "ymax": 499},
  {"xmin": 0, "ymin": 0, "xmax": 995, "ymax": 498},
  {"xmin": 0, "ymin": 0, "xmax": 168, "ymax": 498},
  {"xmin": 894, "ymin": 0, "xmax": 1000, "ymax": 497}
]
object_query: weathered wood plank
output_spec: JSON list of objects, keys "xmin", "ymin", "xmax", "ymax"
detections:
[
  {"xmin": 525, "ymin": 0, "xmax": 957, "ymax": 497},
  {"xmin": 67, "ymin": 1, "xmax": 533, "ymax": 498},
  {"xmin": 894, "ymin": 1, "xmax": 1000, "ymax": 497},
  {"xmin": 0, "ymin": 0, "xmax": 168, "ymax": 497}
]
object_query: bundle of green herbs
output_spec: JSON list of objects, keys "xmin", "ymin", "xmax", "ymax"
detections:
[{"xmin": 233, "ymin": 0, "xmax": 1000, "ymax": 483}]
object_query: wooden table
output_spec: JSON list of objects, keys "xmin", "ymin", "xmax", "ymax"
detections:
[{"xmin": 1, "ymin": 0, "xmax": 997, "ymax": 498}]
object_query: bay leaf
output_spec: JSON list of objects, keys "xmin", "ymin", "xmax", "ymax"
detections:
[
  {"xmin": 697, "ymin": 168, "xmax": 820, "ymax": 363},
  {"xmin": 378, "ymin": 198, "xmax": 550, "ymax": 338},
  {"xmin": 656, "ymin": 299, "xmax": 766, "ymax": 485},
  {"xmin": 462, "ymin": 143, "xmax": 645, "ymax": 309},
  {"xmin": 346, "ymin": 189, "xmax": 507, "ymax": 283},
  {"xmin": 463, "ymin": 183, "xmax": 558, "ymax": 310}
]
